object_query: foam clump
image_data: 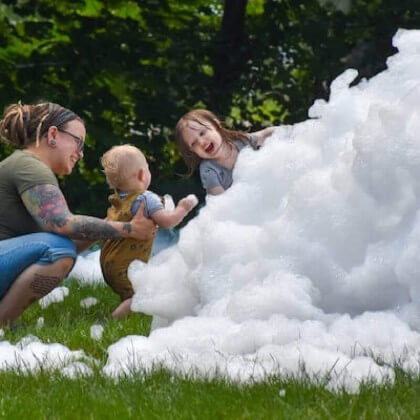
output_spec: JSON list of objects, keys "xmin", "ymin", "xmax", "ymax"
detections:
[
  {"xmin": 69, "ymin": 249, "xmax": 104, "ymax": 285},
  {"xmin": 103, "ymin": 29, "xmax": 420, "ymax": 391},
  {"xmin": 90, "ymin": 324, "xmax": 104, "ymax": 341},
  {"xmin": 36, "ymin": 317, "xmax": 44, "ymax": 329},
  {"xmin": 39, "ymin": 286, "xmax": 69, "ymax": 309},
  {"xmin": 0, "ymin": 335, "xmax": 92, "ymax": 374},
  {"xmin": 61, "ymin": 361, "xmax": 93, "ymax": 378},
  {"xmin": 80, "ymin": 297, "xmax": 99, "ymax": 308}
]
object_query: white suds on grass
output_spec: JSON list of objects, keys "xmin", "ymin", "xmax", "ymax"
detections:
[
  {"xmin": 0, "ymin": 335, "xmax": 93, "ymax": 374},
  {"xmin": 61, "ymin": 361, "xmax": 93, "ymax": 378},
  {"xmin": 90, "ymin": 325, "xmax": 104, "ymax": 341},
  {"xmin": 36, "ymin": 317, "xmax": 44, "ymax": 329},
  {"xmin": 39, "ymin": 287, "xmax": 69, "ymax": 309},
  {"xmin": 80, "ymin": 297, "xmax": 99, "ymax": 308}
]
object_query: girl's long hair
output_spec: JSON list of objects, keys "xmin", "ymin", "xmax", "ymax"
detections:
[{"xmin": 175, "ymin": 109, "xmax": 249, "ymax": 177}]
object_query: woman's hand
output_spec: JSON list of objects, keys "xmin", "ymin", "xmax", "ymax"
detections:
[{"xmin": 129, "ymin": 201, "xmax": 156, "ymax": 241}]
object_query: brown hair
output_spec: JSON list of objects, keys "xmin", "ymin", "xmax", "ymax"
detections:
[
  {"xmin": 0, "ymin": 101, "xmax": 83, "ymax": 149},
  {"xmin": 101, "ymin": 144, "xmax": 147, "ymax": 190},
  {"xmin": 175, "ymin": 109, "xmax": 249, "ymax": 177}
]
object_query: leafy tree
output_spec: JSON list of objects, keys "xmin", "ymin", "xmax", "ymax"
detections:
[{"xmin": 0, "ymin": 0, "xmax": 419, "ymax": 216}]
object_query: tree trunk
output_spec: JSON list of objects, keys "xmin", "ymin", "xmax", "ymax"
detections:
[{"xmin": 210, "ymin": 0, "xmax": 248, "ymax": 112}]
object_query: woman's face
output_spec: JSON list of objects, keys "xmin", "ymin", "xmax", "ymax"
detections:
[
  {"xmin": 51, "ymin": 120, "xmax": 86, "ymax": 175},
  {"xmin": 182, "ymin": 120, "xmax": 224, "ymax": 160}
]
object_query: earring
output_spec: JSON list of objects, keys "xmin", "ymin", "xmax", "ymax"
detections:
[{"xmin": 50, "ymin": 140, "xmax": 56, "ymax": 146}]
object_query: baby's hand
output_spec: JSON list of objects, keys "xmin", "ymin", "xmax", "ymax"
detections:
[{"xmin": 178, "ymin": 194, "xmax": 199, "ymax": 212}]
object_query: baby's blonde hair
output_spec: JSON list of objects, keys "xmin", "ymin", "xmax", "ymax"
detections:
[{"xmin": 101, "ymin": 144, "xmax": 147, "ymax": 190}]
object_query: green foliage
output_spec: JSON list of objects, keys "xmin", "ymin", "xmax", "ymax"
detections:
[{"xmin": 1, "ymin": 0, "xmax": 419, "ymax": 214}]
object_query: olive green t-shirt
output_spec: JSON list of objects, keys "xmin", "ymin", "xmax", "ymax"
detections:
[{"xmin": 0, "ymin": 149, "xmax": 58, "ymax": 240}]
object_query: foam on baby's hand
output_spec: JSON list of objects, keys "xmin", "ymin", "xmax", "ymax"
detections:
[
  {"xmin": 163, "ymin": 194, "xmax": 175, "ymax": 211},
  {"xmin": 185, "ymin": 194, "xmax": 199, "ymax": 208}
]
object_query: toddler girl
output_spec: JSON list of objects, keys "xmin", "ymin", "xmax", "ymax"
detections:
[{"xmin": 175, "ymin": 109, "xmax": 277, "ymax": 195}]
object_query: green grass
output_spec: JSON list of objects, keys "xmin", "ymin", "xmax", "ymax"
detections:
[{"xmin": 0, "ymin": 279, "xmax": 419, "ymax": 419}]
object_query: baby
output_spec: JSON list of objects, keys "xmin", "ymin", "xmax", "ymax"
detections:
[{"xmin": 100, "ymin": 144, "xmax": 198, "ymax": 318}]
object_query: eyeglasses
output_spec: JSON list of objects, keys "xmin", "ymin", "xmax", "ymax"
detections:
[{"xmin": 58, "ymin": 128, "xmax": 85, "ymax": 153}]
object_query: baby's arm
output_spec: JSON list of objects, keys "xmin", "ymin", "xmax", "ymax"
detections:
[{"xmin": 151, "ymin": 194, "xmax": 198, "ymax": 228}]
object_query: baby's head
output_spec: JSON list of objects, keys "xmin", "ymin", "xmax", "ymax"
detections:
[{"xmin": 101, "ymin": 144, "xmax": 150, "ymax": 191}]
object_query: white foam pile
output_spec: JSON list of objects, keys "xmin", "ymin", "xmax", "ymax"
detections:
[{"xmin": 101, "ymin": 30, "xmax": 420, "ymax": 392}]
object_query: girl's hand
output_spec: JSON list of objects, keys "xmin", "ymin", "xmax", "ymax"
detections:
[
  {"xmin": 251, "ymin": 126, "xmax": 277, "ymax": 146},
  {"xmin": 261, "ymin": 126, "xmax": 276, "ymax": 139}
]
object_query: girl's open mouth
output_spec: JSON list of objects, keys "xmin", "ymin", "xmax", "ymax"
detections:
[{"xmin": 205, "ymin": 143, "xmax": 214, "ymax": 153}]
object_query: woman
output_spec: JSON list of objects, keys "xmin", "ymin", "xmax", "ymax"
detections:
[{"xmin": 0, "ymin": 101, "xmax": 155, "ymax": 325}]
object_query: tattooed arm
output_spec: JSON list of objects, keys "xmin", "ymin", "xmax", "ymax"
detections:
[{"xmin": 21, "ymin": 184, "xmax": 156, "ymax": 242}]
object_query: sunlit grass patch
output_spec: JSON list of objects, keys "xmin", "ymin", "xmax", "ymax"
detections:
[{"xmin": 0, "ymin": 368, "xmax": 419, "ymax": 419}]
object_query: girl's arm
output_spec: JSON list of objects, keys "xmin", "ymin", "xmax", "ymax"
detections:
[
  {"xmin": 249, "ymin": 126, "xmax": 277, "ymax": 147},
  {"xmin": 206, "ymin": 185, "xmax": 225, "ymax": 195},
  {"xmin": 21, "ymin": 184, "xmax": 155, "ymax": 242},
  {"xmin": 151, "ymin": 195, "xmax": 198, "ymax": 228}
]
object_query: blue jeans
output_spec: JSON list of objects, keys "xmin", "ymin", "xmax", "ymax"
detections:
[{"xmin": 0, "ymin": 232, "xmax": 77, "ymax": 299}]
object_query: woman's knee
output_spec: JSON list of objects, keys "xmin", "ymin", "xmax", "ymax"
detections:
[
  {"xmin": 55, "ymin": 257, "xmax": 76, "ymax": 277},
  {"xmin": 28, "ymin": 257, "xmax": 75, "ymax": 298}
]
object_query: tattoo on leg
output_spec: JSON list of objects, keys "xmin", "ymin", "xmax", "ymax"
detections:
[{"xmin": 30, "ymin": 274, "xmax": 61, "ymax": 297}]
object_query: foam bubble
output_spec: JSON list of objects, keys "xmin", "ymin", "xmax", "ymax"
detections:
[{"xmin": 69, "ymin": 250, "xmax": 104, "ymax": 286}]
